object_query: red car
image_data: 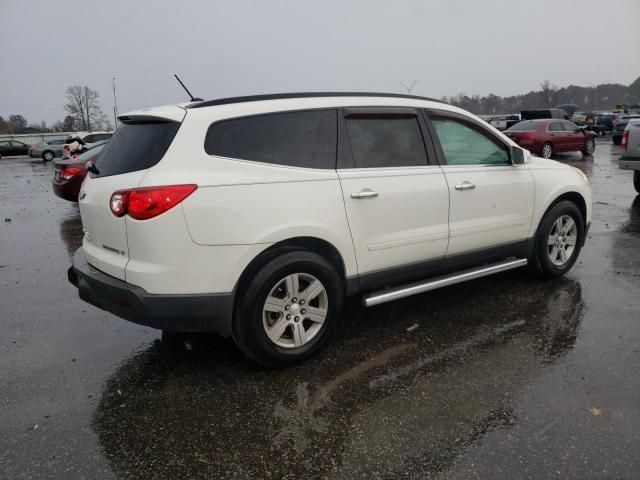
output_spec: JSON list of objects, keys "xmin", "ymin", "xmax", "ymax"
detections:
[
  {"xmin": 52, "ymin": 144, "xmax": 105, "ymax": 202},
  {"xmin": 504, "ymin": 119, "xmax": 597, "ymax": 159}
]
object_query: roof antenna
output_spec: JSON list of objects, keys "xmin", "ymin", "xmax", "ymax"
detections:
[{"xmin": 174, "ymin": 74, "xmax": 203, "ymax": 102}]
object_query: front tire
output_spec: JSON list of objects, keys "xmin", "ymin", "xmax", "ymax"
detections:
[
  {"xmin": 582, "ymin": 138, "xmax": 595, "ymax": 156},
  {"xmin": 234, "ymin": 250, "xmax": 344, "ymax": 367},
  {"xmin": 42, "ymin": 151, "xmax": 55, "ymax": 161},
  {"xmin": 528, "ymin": 200, "xmax": 584, "ymax": 279},
  {"xmin": 634, "ymin": 171, "xmax": 640, "ymax": 194},
  {"xmin": 541, "ymin": 142, "xmax": 553, "ymax": 159}
]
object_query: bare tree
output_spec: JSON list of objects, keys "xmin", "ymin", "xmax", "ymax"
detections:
[
  {"xmin": 64, "ymin": 85, "xmax": 106, "ymax": 131},
  {"xmin": 540, "ymin": 80, "xmax": 557, "ymax": 107}
]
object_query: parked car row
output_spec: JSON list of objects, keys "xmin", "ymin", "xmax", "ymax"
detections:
[{"xmin": 0, "ymin": 131, "xmax": 112, "ymax": 161}]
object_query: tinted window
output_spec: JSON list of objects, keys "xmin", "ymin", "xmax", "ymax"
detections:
[
  {"xmin": 205, "ymin": 110, "xmax": 336, "ymax": 169},
  {"xmin": 432, "ymin": 118, "xmax": 509, "ymax": 165},
  {"xmin": 506, "ymin": 120, "xmax": 537, "ymax": 131},
  {"xmin": 48, "ymin": 139, "xmax": 65, "ymax": 145},
  {"xmin": 345, "ymin": 117, "xmax": 427, "ymax": 168},
  {"xmin": 94, "ymin": 122, "xmax": 180, "ymax": 177},
  {"xmin": 548, "ymin": 122, "xmax": 563, "ymax": 132},
  {"xmin": 561, "ymin": 121, "xmax": 578, "ymax": 132}
]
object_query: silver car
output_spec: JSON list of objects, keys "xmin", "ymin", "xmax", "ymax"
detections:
[
  {"xmin": 29, "ymin": 138, "xmax": 66, "ymax": 161},
  {"xmin": 619, "ymin": 119, "xmax": 640, "ymax": 193}
]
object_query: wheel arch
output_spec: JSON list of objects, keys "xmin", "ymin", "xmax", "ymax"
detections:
[
  {"xmin": 233, "ymin": 236, "xmax": 352, "ymax": 305},
  {"xmin": 534, "ymin": 191, "xmax": 588, "ymax": 246}
]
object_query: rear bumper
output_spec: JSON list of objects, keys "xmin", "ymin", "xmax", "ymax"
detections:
[{"xmin": 68, "ymin": 247, "xmax": 234, "ymax": 336}]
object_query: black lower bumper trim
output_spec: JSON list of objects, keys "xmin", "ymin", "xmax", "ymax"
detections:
[{"xmin": 69, "ymin": 248, "xmax": 234, "ymax": 336}]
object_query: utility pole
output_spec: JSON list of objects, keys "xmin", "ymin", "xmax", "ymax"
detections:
[{"xmin": 112, "ymin": 77, "xmax": 119, "ymax": 130}]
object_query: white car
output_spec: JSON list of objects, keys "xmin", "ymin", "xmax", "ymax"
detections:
[
  {"xmin": 62, "ymin": 131, "xmax": 113, "ymax": 158},
  {"xmin": 68, "ymin": 92, "xmax": 592, "ymax": 367}
]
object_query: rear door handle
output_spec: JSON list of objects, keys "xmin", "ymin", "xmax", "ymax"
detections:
[
  {"xmin": 351, "ymin": 189, "xmax": 379, "ymax": 199},
  {"xmin": 454, "ymin": 181, "xmax": 476, "ymax": 191}
]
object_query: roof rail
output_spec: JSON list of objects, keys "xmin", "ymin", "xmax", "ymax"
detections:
[{"xmin": 186, "ymin": 92, "xmax": 447, "ymax": 109}]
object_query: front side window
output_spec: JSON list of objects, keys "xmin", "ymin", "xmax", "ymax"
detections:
[
  {"xmin": 205, "ymin": 109, "xmax": 337, "ymax": 169},
  {"xmin": 561, "ymin": 121, "xmax": 578, "ymax": 132},
  {"xmin": 344, "ymin": 116, "xmax": 428, "ymax": 168},
  {"xmin": 431, "ymin": 117, "xmax": 509, "ymax": 165},
  {"xmin": 548, "ymin": 122, "xmax": 563, "ymax": 132}
]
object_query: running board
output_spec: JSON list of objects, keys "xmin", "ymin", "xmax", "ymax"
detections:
[{"xmin": 363, "ymin": 258, "xmax": 528, "ymax": 307}]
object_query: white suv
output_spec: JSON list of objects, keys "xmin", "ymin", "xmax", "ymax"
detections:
[{"xmin": 68, "ymin": 93, "xmax": 592, "ymax": 367}]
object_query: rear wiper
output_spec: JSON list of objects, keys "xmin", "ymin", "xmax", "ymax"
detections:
[{"xmin": 87, "ymin": 163, "xmax": 100, "ymax": 175}]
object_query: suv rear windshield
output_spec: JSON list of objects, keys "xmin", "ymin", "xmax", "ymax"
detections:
[
  {"xmin": 93, "ymin": 121, "xmax": 180, "ymax": 177},
  {"xmin": 507, "ymin": 121, "xmax": 537, "ymax": 131}
]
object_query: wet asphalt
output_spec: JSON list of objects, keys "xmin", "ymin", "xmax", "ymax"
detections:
[{"xmin": 1, "ymin": 140, "xmax": 639, "ymax": 480}]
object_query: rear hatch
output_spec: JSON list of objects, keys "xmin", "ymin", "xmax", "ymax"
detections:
[{"xmin": 78, "ymin": 109, "xmax": 184, "ymax": 280}]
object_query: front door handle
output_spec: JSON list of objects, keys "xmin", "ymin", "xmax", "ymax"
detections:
[
  {"xmin": 351, "ymin": 189, "xmax": 379, "ymax": 199},
  {"xmin": 454, "ymin": 181, "xmax": 476, "ymax": 191}
]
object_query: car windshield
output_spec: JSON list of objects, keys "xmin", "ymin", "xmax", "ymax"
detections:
[{"xmin": 507, "ymin": 121, "xmax": 537, "ymax": 131}]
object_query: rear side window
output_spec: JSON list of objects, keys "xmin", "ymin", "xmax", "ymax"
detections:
[
  {"xmin": 507, "ymin": 121, "xmax": 537, "ymax": 132},
  {"xmin": 344, "ymin": 116, "xmax": 428, "ymax": 168},
  {"xmin": 205, "ymin": 110, "xmax": 337, "ymax": 169},
  {"xmin": 93, "ymin": 121, "xmax": 180, "ymax": 177}
]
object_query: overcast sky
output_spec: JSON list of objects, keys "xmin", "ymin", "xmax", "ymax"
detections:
[{"xmin": 1, "ymin": 0, "xmax": 639, "ymax": 124}]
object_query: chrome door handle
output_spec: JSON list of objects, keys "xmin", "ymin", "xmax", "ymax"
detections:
[
  {"xmin": 351, "ymin": 189, "xmax": 379, "ymax": 199},
  {"xmin": 454, "ymin": 182, "xmax": 476, "ymax": 190}
]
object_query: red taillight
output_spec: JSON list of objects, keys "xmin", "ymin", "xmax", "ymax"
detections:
[
  {"xmin": 109, "ymin": 184, "xmax": 197, "ymax": 220},
  {"xmin": 621, "ymin": 130, "xmax": 629, "ymax": 149},
  {"xmin": 520, "ymin": 132, "xmax": 535, "ymax": 140},
  {"xmin": 61, "ymin": 166, "xmax": 83, "ymax": 180}
]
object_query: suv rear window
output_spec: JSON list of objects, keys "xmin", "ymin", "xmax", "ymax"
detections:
[
  {"xmin": 204, "ymin": 109, "xmax": 337, "ymax": 169},
  {"xmin": 93, "ymin": 121, "xmax": 180, "ymax": 177}
]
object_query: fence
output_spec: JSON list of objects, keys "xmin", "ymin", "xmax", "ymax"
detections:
[{"xmin": 0, "ymin": 132, "xmax": 77, "ymax": 145}]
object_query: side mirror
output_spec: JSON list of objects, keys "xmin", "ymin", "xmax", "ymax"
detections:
[{"xmin": 511, "ymin": 146, "xmax": 525, "ymax": 165}]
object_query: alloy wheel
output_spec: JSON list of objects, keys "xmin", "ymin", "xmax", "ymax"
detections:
[
  {"xmin": 547, "ymin": 214, "xmax": 578, "ymax": 266},
  {"xmin": 262, "ymin": 273, "xmax": 328, "ymax": 348},
  {"xmin": 542, "ymin": 143, "xmax": 552, "ymax": 159}
]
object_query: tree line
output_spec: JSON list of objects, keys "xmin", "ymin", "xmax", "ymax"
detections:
[
  {"xmin": 442, "ymin": 76, "xmax": 640, "ymax": 115},
  {"xmin": 0, "ymin": 85, "xmax": 113, "ymax": 134}
]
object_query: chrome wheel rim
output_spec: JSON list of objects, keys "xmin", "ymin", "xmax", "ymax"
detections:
[
  {"xmin": 547, "ymin": 215, "xmax": 578, "ymax": 266},
  {"xmin": 586, "ymin": 140, "xmax": 595, "ymax": 154},
  {"xmin": 44, "ymin": 152, "xmax": 53, "ymax": 161},
  {"xmin": 262, "ymin": 273, "xmax": 328, "ymax": 349},
  {"xmin": 542, "ymin": 144, "xmax": 552, "ymax": 158}
]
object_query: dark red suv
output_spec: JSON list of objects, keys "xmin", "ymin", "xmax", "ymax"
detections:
[{"xmin": 505, "ymin": 119, "xmax": 597, "ymax": 159}]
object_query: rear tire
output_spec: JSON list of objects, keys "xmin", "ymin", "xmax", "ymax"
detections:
[
  {"xmin": 613, "ymin": 136, "xmax": 622, "ymax": 145},
  {"xmin": 541, "ymin": 142, "xmax": 553, "ymax": 159},
  {"xmin": 42, "ymin": 151, "xmax": 55, "ymax": 161},
  {"xmin": 233, "ymin": 250, "xmax": 344, "ymax": 368},
  {"xmin": 528, "ymin": 200, "xmax": 584, "ymax": 279},
  {"xmin": 634, "ymin": 171, "xmax": 640, "ymax": 194},
  {"xmin": 581, "ymin": 138, "xmax": 595, "ymax": 156}
]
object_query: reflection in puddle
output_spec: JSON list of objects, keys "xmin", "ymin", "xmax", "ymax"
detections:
[{"xmin": 92, "ymin": 276, "xmax": 584, "ymax": 479}]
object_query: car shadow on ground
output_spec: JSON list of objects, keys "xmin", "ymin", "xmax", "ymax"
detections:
[{"xmin": 91, "ymin": 272, "xmax": 584, "ymax": 479}]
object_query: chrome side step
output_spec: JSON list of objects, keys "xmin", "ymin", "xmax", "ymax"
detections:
[{"xmin": 363, "ymin": 258, "xmax": 528, "ymax": 307}]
